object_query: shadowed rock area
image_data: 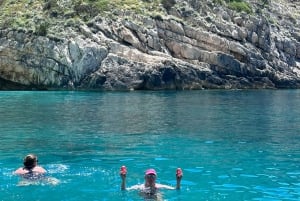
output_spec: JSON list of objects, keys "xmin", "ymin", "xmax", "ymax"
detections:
[{"xmin": 0, "ymin": 0, "xmax": 299, "ymax": 90}]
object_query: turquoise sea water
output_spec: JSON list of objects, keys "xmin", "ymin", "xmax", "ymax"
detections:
[{"xmin": 0, "ymin": 90, "xmax": 300, "ymax": 201}]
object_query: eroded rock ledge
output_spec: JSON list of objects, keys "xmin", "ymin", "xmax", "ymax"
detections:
[{"xmin": 0, "ymin": 1, "xmax": 299, "ymax": 90}]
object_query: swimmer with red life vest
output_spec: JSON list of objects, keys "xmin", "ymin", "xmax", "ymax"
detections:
[{"xmin": 120, "ymin": 165, "xmax": 183, "ymax": 197}]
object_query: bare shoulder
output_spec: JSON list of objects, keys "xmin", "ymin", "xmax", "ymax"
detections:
[
  {"xmin": 33, "ymin": 166, "xmax": 47, "ymax": 174},
  {"xmin": 14, "ymin": 167, "xmax": 27, "ymax": 175},
  {"xmin": 127, "ymin": 184, "xmax": 144, "ymax": 190},
  {"xmin": 156, "ymin": 184, "xmax": 175, "ymax": 190}
]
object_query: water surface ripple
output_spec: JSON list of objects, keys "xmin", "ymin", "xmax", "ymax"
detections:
[{"xmin": 0, "ymin": 90, "xmax": 299, "ymax": 201}]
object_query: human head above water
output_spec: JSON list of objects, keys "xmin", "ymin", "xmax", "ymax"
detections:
[
  {"xmin": 23, "ymin": 154, "xmax": 38, "ymax": 169},
  {"xmin": 145, "ymin": 169, "xmax": 157, "ymax": 176}
]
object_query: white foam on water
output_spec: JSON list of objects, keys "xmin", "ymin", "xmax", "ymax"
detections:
[
  {"xmin": 16, "ymin": 176, "xmax": 60, "ymax": 186},
  {"xmin": 46, "ymin": 164, "xmax": 69, "ymax": 174}
]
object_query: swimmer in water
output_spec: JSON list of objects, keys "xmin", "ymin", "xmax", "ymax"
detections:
[
  {"xmin": 120, "ymin": 166, "xmax": 183, "ymax": 199},
  {"xmin": 14, "ymin": 154, "xmax": 46, "ymax": 180}
]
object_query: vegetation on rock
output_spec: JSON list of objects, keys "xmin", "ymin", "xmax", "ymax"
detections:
[
  {"xmin": 0, "ymin": 0, "xmax": 299, "ymax": 90},
  {"xmin": 0, "ymin": 0, "xmax": 279, "ymax": 32}
]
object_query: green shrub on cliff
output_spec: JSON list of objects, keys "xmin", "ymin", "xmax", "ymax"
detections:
[
  {"xmin": 214, "ymin": 0, "xmax": 252, "ymax": 14},
  {"xmin": 36, "ymin": 22, "xmax": 48, "ymax": 36},
  {"xmin": 72, "ymin": 0, "xmax": 163, "ymax": 16},
  {"xmin": 226, "ymin": 0, "xmax": 252, "ymax": 14},
  {"xmin": 93, "ymin": 0, "xmax": 110, "ymax": 11}
]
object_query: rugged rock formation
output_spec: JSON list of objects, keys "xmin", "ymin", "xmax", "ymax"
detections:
[{"xmin": 0, "ymin": 0, "xmax": 299, "ymax": 90}]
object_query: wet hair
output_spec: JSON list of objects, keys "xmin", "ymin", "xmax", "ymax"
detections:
[{"xmin": 23, "ymin": 154, "xmax": 37, "ymax": 169}]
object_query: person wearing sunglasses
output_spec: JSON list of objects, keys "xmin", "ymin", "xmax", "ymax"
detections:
[
  {"xmin": 14, "ymin": 154, "xmax": 46, "ymax": 179},
  {"xmin": 120, "ymin": 166, "xmax": 183, "ymax": 197}
]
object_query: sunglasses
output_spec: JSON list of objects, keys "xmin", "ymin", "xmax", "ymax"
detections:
[{"xmin": 146, "ymin": 174, "xmax": 156, "ymax": 179}]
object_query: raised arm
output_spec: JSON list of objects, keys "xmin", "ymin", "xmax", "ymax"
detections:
[
  {"xmin": 176, "ymin": 168, "xmax": 183, "ymax": 189},
  {"xmin": 120, "ymin": 166, "xmax": 127, "ymax": 190},
  {"xmin": 155, "ymin": 168, "xmax": 183, "ymax": 190}
]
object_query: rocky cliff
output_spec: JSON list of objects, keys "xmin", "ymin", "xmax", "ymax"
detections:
[{"xmin": 0, "ymin": 0, "xmax": 299, "ymax": 90}]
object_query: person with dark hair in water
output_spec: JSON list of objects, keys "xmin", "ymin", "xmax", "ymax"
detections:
[{"xmin": 14, "ymin": 154, "xmax": 46, "ymax": 179}]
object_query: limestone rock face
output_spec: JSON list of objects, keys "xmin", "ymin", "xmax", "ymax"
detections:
[{"xmin": 0, "ymin": 0, "xmax": 300, "ymax": 90}]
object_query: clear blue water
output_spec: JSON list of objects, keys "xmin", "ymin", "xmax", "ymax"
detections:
[{"xmin": 0, "ymin": 90, "xmax": 300, "ymax": 201}]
